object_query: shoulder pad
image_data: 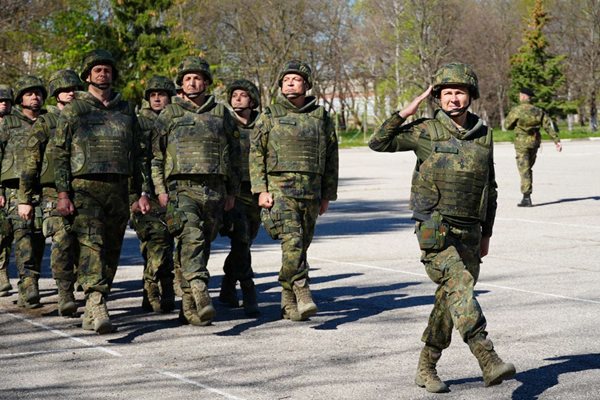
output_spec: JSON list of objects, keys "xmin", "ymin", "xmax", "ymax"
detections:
[
  {"xmin": 70, "ymin": 99, "xmax": 91, "ymax": 116},
  {"xmin": 40, "ymin": 112, "xmax": 59, "ymax": 130},
  {"xmin": 266, "ymin": 104, "xmax": 287, "ymax": 118},
  {"xmin": 210, "ymin": 103, "xmax": 225, "ymax": 118},
  {"xmin": 164, "ymin": 103, "xmax": 185, "ymax": 119},
  {"xmin": 309, "ymin": 105, "xmax": 326, "ymax": 120},
  {"xmin": 2, "ymin": 115, "xmax": 22, "ymax": 130},
  {"xmin": 137, "ymin": 115, "xmax": 154, "ymax": 132},
  {"xmin": 423, "ymin": 119, "xmax": 449, "ymax": 142}
]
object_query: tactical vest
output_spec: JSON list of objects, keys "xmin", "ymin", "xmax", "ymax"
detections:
[
  {"xmin": 164, "ymin": 103, "xmax": 228, "ymax": 178},
  {"xmin": 410, "ymin": 119, "xmax": 492, "ymax": 221},
  {"xmin": 38, "ymin": 112, "xmax": 59, "ymax": 186},
  {"xmin": 238, "ymin": 124, "xmax": 253, "ymax": 182},
  {"xmin": 265, "ymin": 103, "xmax": 327, "ymax": 175},
  {"xmin": 1, "ymin": 114, "xmax": 34, "ymax": 184},
  {"xmin": 516, "ymin": 104, "xmax": 543, "ymax": 134},
  {"xmin": 69, "ymin": 99, "xmax": 133, "ymax": 176}
]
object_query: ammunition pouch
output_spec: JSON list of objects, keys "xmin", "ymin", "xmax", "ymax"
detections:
[
  {"xmin": 415, "ymin": 211, "xmax": 448, "ymax": 251},
  {"xmin": 165, "ymin": 196, "xmax": 187, "ymax": 236}
]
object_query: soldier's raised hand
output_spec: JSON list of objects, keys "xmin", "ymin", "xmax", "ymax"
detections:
[{"xmin": 399, "ymin": 85, "xmax": 432, "ymax": 119}]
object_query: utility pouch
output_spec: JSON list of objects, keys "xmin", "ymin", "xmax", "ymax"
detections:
[
  {"xmin": 34, "ymin": 206, "xmax": 44, "ymax": 231},
  {"xmin": 260, "ymin": 208, "xmax": 281, "ymax": 240},
  {"xmin": 415, "ymin": 211, "xmax": 448, "ymax": 250},
  {"xmin": 165, "ymin": 202, "xmax": 186, "ymax": 236}
]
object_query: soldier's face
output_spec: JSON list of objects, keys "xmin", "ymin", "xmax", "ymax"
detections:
[
  {"xmin": 182, "ymin": 73, "xmax": 207, "ymax": 98},
  {"xmin": 0, "ymin": 100, "xmax": 11, "ymax": 116},
  {"xmin": 21, "ymin": 89, "xmax": 43, "ymax": 111},
  {"xmin": 519, "ymin": 93, "xmax": 530, "ymax": 102},
  {"xmin": 57, "ymin": 88, "xmax": 77, "ymax": 104},
  {"xmin": 439, "ymin": 86, "xmax": 470, "ymax": 115},
  {"xmin": 149, "ymin": 90, "xmax": 170, "ymax": 111},
  {"xmin": 281, "ymin": 73, "xmax": 306, "ymax": 99},
  {"xmin": 230, "ymin": 89, "xmax": 253, "ymax": 111},
  {"xmin": 88, "ymin": 64, "xmax": 113, "ymax": 89}
]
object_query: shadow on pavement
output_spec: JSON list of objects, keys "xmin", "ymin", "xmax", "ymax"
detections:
[{"xmin": 533, "ymin": 196, "xmax": 600, "ymax": 207}]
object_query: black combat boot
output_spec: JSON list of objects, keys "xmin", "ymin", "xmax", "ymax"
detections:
[
  {"xmin": 240, "ymin": 279, "xmax": 259, "ymax": 317},
  {"xmin": 517, "ymin": 194, "xmax": 532, "ymax": 207},
  {"xmin": 218, "ymin": 275, "xmax": 239, "ymax": 307}
]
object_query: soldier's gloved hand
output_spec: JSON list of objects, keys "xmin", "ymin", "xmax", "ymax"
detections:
[
  {"xmin": 18, "ymin": 204, "xmax": 33, "ymax": 221},
  {"xmin": 158, "ymin": 193, "xmax": 169, "ymax": 208},
  {"xmin": 258, "ymin": 192, "xmax": 273, "ymax": 209},
  {"xmin": 57, "ymin": 192, "xmax": 75, "ymax": 216},
  {"xmin": 138, "ymin": 194, "xmax": 151, "ymax": 215},
  {"xmin": 224, "ymin": 195, "xmax": 235, "ymax": 211}
]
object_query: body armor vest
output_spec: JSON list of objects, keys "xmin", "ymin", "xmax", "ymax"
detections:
[
  {"xmin": 265, "ymin": 104, "xmax": 327, "ymax": 175},
  {"xmin": 515, "ymin": 104, "xmax": 544, "ymax": 135},
  {"xmin": 69, "ymin": 98, "xmax": 133, "ymax": 176},
  {"xmin": 410, "ymin": 119, "xmax": 492, "ymax": 221},
  {"xmin": 164, "ymin": 103, "xmax": 228, "ymax": 178},
  {"xmin": 1, "ymin": 114, "xmax": 34, "ymax": 185},
  {"xmin": 39, "ymin": 111, "xmax": 59, "ymax": 186}
]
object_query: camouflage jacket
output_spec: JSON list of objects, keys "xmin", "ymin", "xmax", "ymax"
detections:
[
  {"xmin": 151, "ymin": 95, "xmax": 241, "ymax": 197},
  {"xmin": 234, "ymin": 109, "xmax": 260, "ymax": 184},
  {"xmin": 505, "ymin": 102, "xmax": 560, "ymax": 149},
  {"xmin": 0, "ymin": 105, "xmax": 45, "ymax": 194},
  {"xmin": 369, "ymin": 110, "xmax": 497, "ymax": 237},
  {"xmin": 249, "ymin": 94, "xmax": 338, "ymax": 201},
  {"xmin": 52, "ymin": 90, "xmax": 150, "ymax": 196}
]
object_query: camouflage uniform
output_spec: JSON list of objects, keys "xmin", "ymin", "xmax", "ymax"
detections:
[
  {"xmin": 0, "ymin": 75, "xmax": 48, "ymax": 308},
  {"xmin": 505, "ymin": 100, "xmax": 560, "ymax": 198},
  {"xmin": 0, "ymin": 84, "xmax": 13, "ymax": 297},
  {"xmin": 370, "ymin": 63, "xmax": 514, "ymax": 392},
  {"xmin": 219, "ymin": 80, "xmax": 261, "ymax": 316},
  {"xmin": 134, "ymin": 93, "xmax": 175, "ymax": 313},
  {"xmin": 19, "ymin": 70, "xmax": 83, "ymax": 316},
  {"xmin": 53, "ymin": 49, "xmax": 149, "ymax": 333},
  {"xmin": 151, "ymin": 57, "xmax": 241, "ymax": 326},
  {"xmin": 250, "ymin": 60, "xmax": 339, "ymax": 321}
]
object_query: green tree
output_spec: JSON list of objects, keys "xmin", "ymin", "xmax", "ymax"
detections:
[{"xmin": 509, "ymin": 0, "xmax": 572, "ymax": 117}]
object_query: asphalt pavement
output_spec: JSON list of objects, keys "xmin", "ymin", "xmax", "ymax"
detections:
[{"xmin": 1, "ymin": 139, "xmax": 599, "ymax": 400}]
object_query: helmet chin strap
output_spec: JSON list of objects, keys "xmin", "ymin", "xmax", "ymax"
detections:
[
  {"xmin": 441, "ymin": 98, "xmax": 471, "ymax": 118},
  {"xmin": 184, "ymin": 88, "xmax": 205, "ymax": 99},
  {"xmin": 89, "ymin": 81, "xmax": 110, "ymax": 90},
  {"xmin": 21, "ymin": 104, "xmax": 41, "ymax": 111}
]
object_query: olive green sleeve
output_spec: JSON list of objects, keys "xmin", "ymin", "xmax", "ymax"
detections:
[
  {"xmin": 224, "ymin": 111, "xmax": 241, "ymax": 197},
  {"xmin": 150, "ymin": 111, "xmax": 168, "ymax": 196},
  {"xmin": 542, "ymin": 112, "xmax": 560, "ymax": 144},
  {"xmin": 321, "ymin": 115, "xmax": 339, "ymax": 201},
  {"xmin": 368, "ymin": 112, "xmax": 420, "ymax": 153},
  {"xmin": 129, "ymin": 114, "xmax": 150, "ymax": 203},
  {"xmin": 52, "ymin": 110, "xmax": 74, "ymax": 194},
  {"xmin": 482, "ymin": 139, "xmax": 498, "ymax": 237},
  {"xmin": 18, "ymin": 120, "xmax": 46, "ymax": 204},
  {"xmin": 504, "ymin": 107, "xmax": 518, "ymax": 130},
  {"xmin": 249, "ymin": 112, "xmax": 271, "ymax": 194}
]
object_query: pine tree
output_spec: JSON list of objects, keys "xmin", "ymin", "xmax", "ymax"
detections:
[{"xmin": 509, "ymin": 0, "xmax": 572, "ymax": 117}]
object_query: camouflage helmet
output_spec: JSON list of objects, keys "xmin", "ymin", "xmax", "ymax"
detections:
[
  {"xmin": 144, "ymin": 75, "xmax": 176, "ymax": 100},
  {"xmin": 176, "ymin": 56, "xmax": 213, "ymax": 86},
  {"xmin": 0, "ymin": 84, "xmax": 13, "ymax": 103},
  {"xmin": 13, "ymin": 75, "xmax": 47, "ymax": 104},
  {"xmin": 80, "ymin": 49, "xmax": 118, "ymax": 81},
  {"xmin": 48, "ymin": 69, "xmax": 84, "ymax": 98},
  {"xmin": 277, "ymin": 59, "xmax": 313, "ymax": 89},
  {"xmin": 227, "ymin": 79, "xmax": 260, "ymax": 109},
  {"xmin": 432, "ymin": 63, "xmax": 479, "ymax": 100}
]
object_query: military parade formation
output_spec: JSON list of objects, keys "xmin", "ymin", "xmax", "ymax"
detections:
[{"xmin": 0, "ymin": 49, "xmax": 564, "ymax": 393}]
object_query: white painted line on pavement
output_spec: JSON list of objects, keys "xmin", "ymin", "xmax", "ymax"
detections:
[
  {"xmin": 497, "ymin": 217, "xmax": 600, "ymax": 230},
  {"xmin": 158, "ymin": 371, "xmax": 248, "ymax": 400},
  {"xmin": 2, "ymin": 311, "xmax": 252, "ymax": 399},
  {"xmin": 0, "ymin": 348, "xmax": 83, "ymax": 358},
  {"xmin": 5, "ymin": 311, "xmax": 122, "ymax": 357}
]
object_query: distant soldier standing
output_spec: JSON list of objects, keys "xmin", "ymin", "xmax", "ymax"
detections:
[
  {"xmin": 132, "ymin": 75, "xmax": 176, "ymax": 313},
  {"xmin": 151, "ymin": 56, "xmax": 241, "ymax": 326},
  {"xmin": 249, "ymin": 60, "xmax": 338, "ymax": 321},
  {"xmin": 0, "ymin": 76, "xmax": 47, "ymax": 308},
  {"xmin": 218, "ymin": 79, "xmax": 261, "ymax": 317},
  {"xmin": 0, "ymin": 84, "xmax": 13, "ymax": 297},
  {"xmin": 53, "ymin": 49, "xmax": 150, "ymax": 334},
  {"xmin": 505, "ymin": 87, "xmax": 562, "ymax": 207},
  {"xmin": 369, "ymin": 63, "xmax": 515, "ymax": 392},
  {"xmin": 18, "ymin": 69, "xmax": 83, "ymax": 316}
]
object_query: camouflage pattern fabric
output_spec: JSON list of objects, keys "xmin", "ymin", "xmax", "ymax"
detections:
[
  {"xmin": 221, "ymin": 112, "xmax": 261, "ymax": 283},
  {"xmin": 69, "ymin": 178, "xmax": 129, "ymax": 294},
  {"xmin": 369, "ymin": 109, "xmax": 497, "ymax": 349},
  {"xmin": 505, "ymin": 103, "xmax": 560, "ymax": 195},
  {"xmin": 249, "ymin": 94, "xmax": 338, "ymax": 288},
  {"xmin": 134, "ymin": 107, "xmax": 175, "ymax": 287},
  {"xmin": 419, "ymin": 223, "xmax": 487, "ymax": 349},
  {"xmin": 166, "ymin": 180, "xmax": 226, "ymax": 287}
]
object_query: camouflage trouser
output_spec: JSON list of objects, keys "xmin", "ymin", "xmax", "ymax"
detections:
[
  {"xmin": 0, "ymin": 209, "xmax": 12, "ymax": 280},
  {"xmin": 418, "ymin": 221, "xmax": 487, "ymax": 350},
  {"xmin": 261, "ymin": 196, "xmax": 320, "ymax": 290},
  {"xmin": 131, "ymin": 200, "xmax": 174, "ymax": 283},
  {"xmin": 515, "ymin": 133, "xmax": 541, "ymax": 195},
  {"xmin": 221, "ymin": 188, "xmax": 261, "ymax": 282},
  {"xmin": 4, "ymin": 188, "xmax": 45, "ymax": 280},
  {"xmin": 42, "ymin": 187, "xmax": 76, "ymax": 283},
  {"xmin": 165, "ymin": 178, "xmax": 226, "ymax": 289},
  {"xmin": 70, "ymin": 178, "xmax": 129, "ymax": 295}
]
